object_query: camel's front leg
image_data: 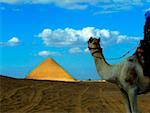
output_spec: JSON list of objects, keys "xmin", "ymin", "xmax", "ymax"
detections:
[
  {"xmin": 127, "ymin": 87, "xmax": 138, "ymax": 113},
  {"xmin": 120, "ymin": 88, "xmax": 131, "ymax": 113}
]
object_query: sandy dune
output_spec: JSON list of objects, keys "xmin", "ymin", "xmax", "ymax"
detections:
[{"xmin": 0, "ymin": 75, "xmax": 150, "ymax": 113}]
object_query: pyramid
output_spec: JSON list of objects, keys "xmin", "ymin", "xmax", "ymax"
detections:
[{"xmin": 26, "ymin": 58, "xmax": 75, "ymax": 81}]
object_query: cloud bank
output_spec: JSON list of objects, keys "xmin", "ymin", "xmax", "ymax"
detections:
[
  {"xmin": 37, "ymin": 27, "xmax": 141, "ymax": 47},
  {"xmin": 0, "ymin": 0, "xmax": 149, "ymax": 12}
]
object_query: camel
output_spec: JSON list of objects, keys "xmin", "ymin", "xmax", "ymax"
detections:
[{"xmin": 88, "ymin": 37, "xmax": 150, "ymax": 113}]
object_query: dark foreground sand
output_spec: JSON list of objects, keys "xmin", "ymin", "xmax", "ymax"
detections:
[{"xmin": 0, "ymin": 75, "xmax": 150, "ymax": 113}]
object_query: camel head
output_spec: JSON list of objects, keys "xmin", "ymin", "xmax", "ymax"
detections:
[{"xmin": 88, "ymin": 37, "xmax": 102, "ymax": 55}]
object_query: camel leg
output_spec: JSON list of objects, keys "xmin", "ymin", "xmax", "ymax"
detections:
[
  {"xmin": 127, "ymin": 88, "xmax": 138, "ymax": 113},
  {"xmin": 120, "ymin": 88, "xmax": 132, "ymax": 113}
]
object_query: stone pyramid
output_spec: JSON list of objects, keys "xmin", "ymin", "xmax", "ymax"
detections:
[{"xmin": 26, "ymin": 58, "xmax": 75, "ymax": 81}]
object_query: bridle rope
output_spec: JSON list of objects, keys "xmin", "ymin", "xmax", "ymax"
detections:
[{"xmin": 88, "ymin": 44, "xmax": 138, "ymax": 60}]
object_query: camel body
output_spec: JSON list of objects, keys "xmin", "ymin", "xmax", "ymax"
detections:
[
  {"xmin": 88, "ymin": 37, "xmax": 150, "ymax": 113},
  {"xmin": 100, "ymin": 55, "xmax": 150, "ymax": 93}
]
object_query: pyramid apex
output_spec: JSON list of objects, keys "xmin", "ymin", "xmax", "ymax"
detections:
[
  {"xmin": 44, "ymin": 57, "xmax": 53, "ymax": 61},
  {"xmin": 42, "ymin": 57, "xmax": 56, "ymax": 63}
]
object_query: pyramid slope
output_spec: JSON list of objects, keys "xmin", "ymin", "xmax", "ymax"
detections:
[{"xmin": 26, "ymin": 58, "xmax": 75, "ymax": 81}]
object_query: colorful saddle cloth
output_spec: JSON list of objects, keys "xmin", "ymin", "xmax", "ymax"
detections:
[
  {"xmin": 135, "ymin": 47, "xmax": 144, "ymax": 67},
  {"xmin": 134, "ymin": 40, "xmax": 150, "ymax": 76}
]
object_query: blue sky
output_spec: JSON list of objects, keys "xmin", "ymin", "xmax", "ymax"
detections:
[{"xmin": 0, "ymin": 0, "xmax": 150, "ymax": 80}]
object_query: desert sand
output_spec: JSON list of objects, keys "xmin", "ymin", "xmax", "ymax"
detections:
[{"xmin": 0, "ymin": 75, "xmax": 150, "ymax": 113}]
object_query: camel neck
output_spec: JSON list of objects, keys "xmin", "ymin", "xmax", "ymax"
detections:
[{"xmin": 92, "ymin": 52, "xmax": 115, "ymax": 81}]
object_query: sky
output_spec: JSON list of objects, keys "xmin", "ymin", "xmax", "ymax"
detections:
[{"xmin": 0, "ymin": 0, "xmax": 150, "ymax": 80}]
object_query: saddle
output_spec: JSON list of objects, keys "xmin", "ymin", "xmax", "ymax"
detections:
[{"xmin": 135, "ymin": 40, "xmax": 150, "ymax": 76}]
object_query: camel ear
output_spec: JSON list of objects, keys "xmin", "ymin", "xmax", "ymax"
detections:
[{"xmin": 98, "ymin": 38, "xmax": 100, "ymax": 42}]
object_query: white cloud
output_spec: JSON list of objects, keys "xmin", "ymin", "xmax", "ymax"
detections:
[
  {"xmin": 38, "ymin": 51, "xmax": 50, "ymax": 56},
  {"xmin": 0, "ymin": 0, "xmax": 149, "ymax": 11},
  {"xmin": 38, "ymin": 50, "xmax": 61, "ymax": 56},
  {"xmin": 84, "ymin": 48, "xmax": 90, "ymax": 53},
  {"xmin": 8, "ymin": 37, "xmax": 20, "ymax": 44},
  {"xmin": 116, "ymin": 35, "xmax": 140, "ymax": 44},
  {"xmin": 38, "ymin": 28, "xmax": 79, "ymax": 46},
  {"xmin": 69, "ymin": 47, "xmax": 82, "ymax": 54},
  {"xmin": 69, "ymin": 47, "xmax": 90, "ymax": 54},
  {"xmin": 0, "ymin": 0, "xmax": 89, "ymax": 10},
  {"xmin": 37, "ymin": 27, "xmax": 141, "ymax": 47},
  {"xmin": 0, "ymin": 37, "xmax": 20, "ymax": 46},
  {"xmin": 99, "ymin": 29, "xmax": 110, "ymax": 38}
]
